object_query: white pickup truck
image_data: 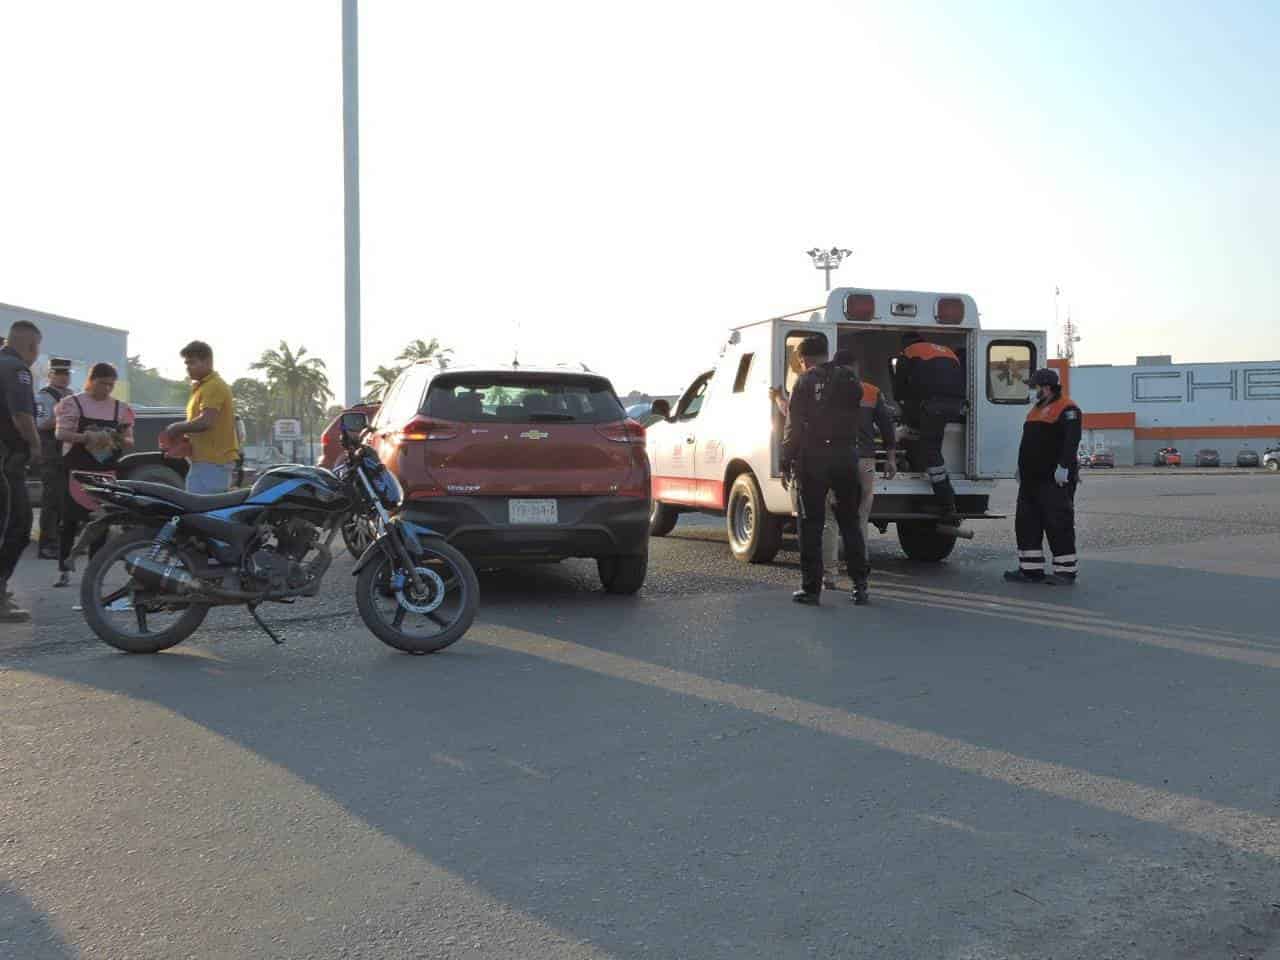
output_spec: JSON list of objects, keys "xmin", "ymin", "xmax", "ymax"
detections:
[{"xmin": 645, "ymin": 286, "xmax": 1046, "ymax": 563}]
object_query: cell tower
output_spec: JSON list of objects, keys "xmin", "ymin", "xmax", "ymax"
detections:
[{"xmin": 1057, "ymin": 309, "xmax": 1081, "ymax": 364}]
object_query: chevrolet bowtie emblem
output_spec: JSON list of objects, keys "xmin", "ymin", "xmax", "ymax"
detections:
[{"xmin": 519, "ymin": 429, "xmax": 550, "ymax": 440}]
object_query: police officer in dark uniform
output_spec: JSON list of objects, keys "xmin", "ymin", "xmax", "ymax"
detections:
[
  {"xmin": 35, "ymin": 357, "xmax": 73, "ymax": 559},
  {"xmin": 1005, "ymin": 368, "xmax": 1082, "ymax": 584},
  {"xmin": 0, "ymin": 320, "xmax": 44, "ymax": 623},
  {"xmin": 894, "ymin": 332, "xmax": 966, "ymax": 518},
  {"xmin": 782, "ymin": 336, "xmax": 871, "ymax": 605}
]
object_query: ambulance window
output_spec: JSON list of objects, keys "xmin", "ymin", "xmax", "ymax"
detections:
[
  {"xmin": 678, "ymin": 371, "xmax": 713, "ymax": 420},
  {"xmin": 784, "ymin": 332, "xmax": 827, "ymax": 395},
  {"xmin": 733, "ymin": 353, "xmax": 754, "ymax": 393},
  {"xmin": 987, "ymin": 341, "xmax": 1035, "ymax": 403}
]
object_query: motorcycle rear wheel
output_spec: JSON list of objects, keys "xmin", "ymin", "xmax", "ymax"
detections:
[
  {"xmin": 355, "ymin": 537, "xmax": 478, "ymax": 655},
  {"xmin": 80, "ymin": 529, "xmax": 210, "ymax": 654}
]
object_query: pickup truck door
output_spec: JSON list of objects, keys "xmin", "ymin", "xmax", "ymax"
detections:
[
  {"xmin": 653, "ymin": 370, "xmax": 712, "ymax": 505},
  {"xmin": 971, "ymin": 329, "xmax": 1046, "ymax": 478}
]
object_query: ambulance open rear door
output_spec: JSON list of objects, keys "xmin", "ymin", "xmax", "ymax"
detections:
[{"xmin": 970, "ymin": 330, "xmax": 1046, "ymax": 478}]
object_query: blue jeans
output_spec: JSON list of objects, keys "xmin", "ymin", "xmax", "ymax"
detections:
[{"xmin": 186, "ymin": 462, "xmax": 233, "ymax": 494}]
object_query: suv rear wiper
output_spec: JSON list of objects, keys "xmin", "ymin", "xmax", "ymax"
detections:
[{"xmin": 527, "ymin": 413, "xmax": 577, "ymax": 422}]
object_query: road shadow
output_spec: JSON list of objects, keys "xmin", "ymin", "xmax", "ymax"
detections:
[
  {"xmin": 15, "ymin": 547, "xmax": 1280, "ymax": 960},
  {"xmin": 0, "ymin": 884, "xmax": 79, "ymax": 960}
]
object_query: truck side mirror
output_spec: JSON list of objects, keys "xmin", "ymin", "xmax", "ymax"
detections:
[{"xmin": 650, "ymin": 399, "xmax": 671, "ymax": 420}]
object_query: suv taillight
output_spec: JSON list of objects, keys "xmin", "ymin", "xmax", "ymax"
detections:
[
  {"xmin": 595, "ymin": 419, "xmax": 646, "ymax": 444},
  {"xmin": 399, "ymin": 416, "xmax": 459, "ymax": 442}
]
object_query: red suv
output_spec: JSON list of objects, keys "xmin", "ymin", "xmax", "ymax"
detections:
[{"xmin": 368, "ymin": 364, "xmax": 650, "ymax": 593}]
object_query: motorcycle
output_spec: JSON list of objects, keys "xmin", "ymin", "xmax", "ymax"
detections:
[{"xmin": 72, "ymin": 412, "xmax": 479, "ymax": 655}]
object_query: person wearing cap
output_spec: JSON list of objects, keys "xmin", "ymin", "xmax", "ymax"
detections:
[
  {"xmin": 1005, "ymin": 367, "xmax": 1082, "ymax": 584},
  {"xmin": 894, "ymin": 332, "xmax": 965, "ymax": 519},
  {"xmin": 781, "ymin": 336, "xmax": 870, "ymax": 605},
  {"xmin": 35, "ymin": 357, "xmax": 74, "ymax": 559}
]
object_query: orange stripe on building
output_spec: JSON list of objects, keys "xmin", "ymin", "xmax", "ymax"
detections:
[{"xmin": 1082, "ymin": 412, "xmax": 1136, "ymax": 429}]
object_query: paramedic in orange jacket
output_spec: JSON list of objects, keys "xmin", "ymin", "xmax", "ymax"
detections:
[
  {"xmin": 894, "ymin": 333, "xmax": 965, "ymax": 518},
  {"xmin": 1004, "ymin": 367, "xmax": 1081, "ymax": 584}
]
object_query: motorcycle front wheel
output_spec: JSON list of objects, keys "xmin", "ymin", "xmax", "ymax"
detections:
[
  {"xmin": 355, "ymin": 537, "xmax": 479, "ymax": 655},
  {"xmin": 80, "ymin": 529, "xmax": 210, "ymax": 653}
]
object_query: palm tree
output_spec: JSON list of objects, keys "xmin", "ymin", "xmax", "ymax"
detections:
[
  {"xmin": 250, "ymin": 341, "xmax": 333, "ymax": 425},
  {"xmin": 396, "ymin": 338, "xmax": 452, "ymax": 366},
  {"xmin": 363, "ymin": 365, "xmax": 403, "ymax": 402}
]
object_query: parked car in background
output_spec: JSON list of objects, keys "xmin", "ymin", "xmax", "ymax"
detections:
[
  {"xmin": 318, "ymin": 402, "xmax": 380, "ymax": 469},
  {"xmin": 1236, "ymin": 448, "xmax": 1260, "ymax": 468},
  {"xmin": 1154, "ymin": 447, "xmax": 1182, "ymax": 466},
  {"xmin": 1089, "ymin": 450, "xmax": 1115, "ymax": 468},
  {"xmin": 25, "ymin": 405, "xmax": 248, "ymax": 497},
  {"xmin": 1194, "ymin": 448, "xmax": 1221, "ymax": 467},
  {"xmin": 366, "ymin": 363, "xmax": 651, "ymax": 593},
  {"xmin": 1264, "ymin": 447, "xmax": 1280, "ymax": 473}
]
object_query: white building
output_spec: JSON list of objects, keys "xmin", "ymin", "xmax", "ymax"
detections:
[
  {"xmin": 0, "ymin": 303, "xmax": 130, "ymax": 399},
  {"xmin": 1065, "ymin": 357, "xmax": 1280, "ymax": 465}
]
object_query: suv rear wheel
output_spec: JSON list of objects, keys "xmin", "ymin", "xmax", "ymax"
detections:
[
  {"xmin": 649, "ymin": 501, "xmax": 679, "ymax": 537},
  {"xmin": 726, "ymin": 472, "xmax": 782, "ymax": 564},
  {"xmin": 598, "ymin": 550, "xmax": 647, "ymax": 594}
]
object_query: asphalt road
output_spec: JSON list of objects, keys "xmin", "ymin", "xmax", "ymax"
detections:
[{"xmin": 3, "ymin": 472, "xmax": 1280, "ymax": 959}]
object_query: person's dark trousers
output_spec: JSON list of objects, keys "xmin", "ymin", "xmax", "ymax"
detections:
[
  {"xmin": 0, "ymin": 451, "xmax": 34, "ymax": 584},
  {"xmin": 909, "ymin": 397, "xmax": 964, "ymax": 513},
  {"xmin": 796, "ymin": 448, "xmax": 869, "ymax": 594},
  {"xmin": 38, "ymin": 459, "xmax": 66, "ymax": 554},
  {"xmin": 1014, "ymin": 479, "xmax": 1077, "ymax": 578},
  {"xmin": 58, "ymin": 487, "xmax": 106, "ymax": 573}
]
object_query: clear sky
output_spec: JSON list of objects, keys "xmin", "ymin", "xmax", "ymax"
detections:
[{"xmin": 2, "ymin": 0, "xmax": 1277, "ymax": 398}]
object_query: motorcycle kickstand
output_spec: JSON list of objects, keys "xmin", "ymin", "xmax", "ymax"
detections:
[{"xmin": 247, "ymin": 603, "xmax": 284, "ymax": 644}]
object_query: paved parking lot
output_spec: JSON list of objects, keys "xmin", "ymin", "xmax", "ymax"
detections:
[{"xmin": 3, "ymin": 472, "xmax": 1279, "ymax": 959}]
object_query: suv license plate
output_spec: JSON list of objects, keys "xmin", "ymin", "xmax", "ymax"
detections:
[{"xmin": 509, "ymin": 499, "xmax": 558, "ymax": 525}]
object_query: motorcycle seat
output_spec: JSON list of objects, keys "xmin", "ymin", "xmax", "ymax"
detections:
[{"xmin": 115, "ymin": 480, "xmax": 253, "ymax": 512}]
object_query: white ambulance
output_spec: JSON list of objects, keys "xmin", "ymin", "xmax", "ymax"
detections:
[{"xmin": 645, "ymin": 287, "xmax": 1046, "ymax": 563}]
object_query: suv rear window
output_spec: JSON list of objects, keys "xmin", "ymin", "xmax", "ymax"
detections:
[{"xmin": 424, "ymin": 373, "xmax": 626, "ymax": 424}]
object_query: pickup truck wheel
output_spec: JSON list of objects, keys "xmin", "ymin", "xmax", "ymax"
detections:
[
  {"xmin": 727, "ymin": 472, "xmax": 782, "ymax": 564},
  {"xmin": 1266, "ymin": 460, "xmax": 1279, "ymax": 473},
  {"xmin": 121, "ymin": 464, "xmax": 184, "ymax": 488},
  {"xmin": 649, "ymin": 501, "xmax": 679, "ymax": 537},
  {"xmin": 896, "ymin": 520, "xmax": 957, "ymax": 563}
]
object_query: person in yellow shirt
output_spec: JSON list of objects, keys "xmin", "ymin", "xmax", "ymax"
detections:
[{"xmin": 162, "ymin": 341, "xmax": 240, "ymax": 494}]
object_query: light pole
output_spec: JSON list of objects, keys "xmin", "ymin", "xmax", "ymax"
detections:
[
  {"xmin": 342, "ymin": 0, "xmax": 361, "ymax": 406},
  {"xmin": 806, "ymin": 247, "xmax": 853, "ymax": 292}
]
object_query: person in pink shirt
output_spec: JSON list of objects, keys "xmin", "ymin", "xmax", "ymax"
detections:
[{"xmin": 53, "ymin": 362, "xmax": 135, "ymax": 586}]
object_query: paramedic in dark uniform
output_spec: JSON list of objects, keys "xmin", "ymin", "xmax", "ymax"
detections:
[
  {"xmin": 782, "ymin": 336, "xmax": 870, "ymax": 606},
  {"xmin": 894, "ymin": 332, "xmax": 965, "ymax": 519},
  {"xmin": 35, "ymin": 357, "xmax": 73, "ymax": 559},
  {"xmin": 0, "ymin": 320, "xmax": 44, "ymax": 623},
  {"xmin": 1005, "ymin": 368, "xmax": 1082, "ymax": 584}
]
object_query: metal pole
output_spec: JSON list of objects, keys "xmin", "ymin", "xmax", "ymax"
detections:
[{"xmin": 342, "ymin": 0, "xmax": 361, "ymax": 406}]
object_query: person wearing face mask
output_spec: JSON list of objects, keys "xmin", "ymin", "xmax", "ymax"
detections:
[
  {"xmin": 53, "ymin": 362, "xmax": 135, "ymax": 587},
  {"xmin": 1005, "ymin": 368, "xmax": 1081, "ymax": 584}
]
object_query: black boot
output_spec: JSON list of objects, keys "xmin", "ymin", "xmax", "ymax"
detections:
[
  {"xmin": 850, "ymin": 579, "xmax": 869, "ymax": 605},
  {"xmin": 1003, "ymin": 569, "xmax": 1050, "ymax": 584},
  {"xmin": 792, "ymin": 589, "xmax": 820, "ymax": 606}
]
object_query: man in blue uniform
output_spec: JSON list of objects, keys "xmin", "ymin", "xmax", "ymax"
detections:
[{"xmin": 0, "ymin": 320, "xmax": 44, "ymax": 622}]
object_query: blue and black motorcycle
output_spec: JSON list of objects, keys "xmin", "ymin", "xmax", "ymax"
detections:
[{"xmin": 73, "ymin": 412, "xmax": 478, "ymax": 655}]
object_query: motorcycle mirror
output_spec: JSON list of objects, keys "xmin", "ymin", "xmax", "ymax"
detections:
[{"xmin": 340, "ymin": 411, "xmax": 369, "ymax": 436}]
